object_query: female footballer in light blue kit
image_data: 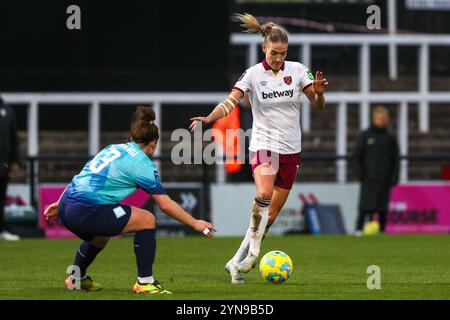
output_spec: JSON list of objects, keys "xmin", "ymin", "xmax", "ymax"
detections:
[{"xmin": 44, "ymin": 106, "xmax": 216, "ymax": 295}]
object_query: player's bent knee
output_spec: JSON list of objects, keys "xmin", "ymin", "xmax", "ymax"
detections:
[
  {"xmin": 141, "ymin": 211, "xmax": 155, "ymax": 229},
  {"xmin": 124, "ymin": 208, "xmax": 156, "ymax": 233}
]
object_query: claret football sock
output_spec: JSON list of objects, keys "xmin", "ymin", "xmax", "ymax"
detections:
[
  {"xmin": 74, "ymin": 241, "xmax": 104, "ymax": 278},
  {"xmin": 134, "ymin": 229, "xmax": 156, "ymax": 278}
]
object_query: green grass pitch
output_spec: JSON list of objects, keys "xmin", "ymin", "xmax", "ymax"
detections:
[{"xmin": 1, "ymin": 235, "xmax": 450, "ymax": 300}]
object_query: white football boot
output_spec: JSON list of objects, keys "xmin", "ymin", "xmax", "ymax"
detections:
[{"xmin": 225, "ymin": 259, "xmax": 245, "ymax": 284}]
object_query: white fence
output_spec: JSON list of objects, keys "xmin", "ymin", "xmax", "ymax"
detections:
[
  {"xmin": 3, "ymin": 33, "xmax": 450, "ymax": 183},
  {"xmin": 232, "ymin": 32, "xmax": 450, "ymax": 183},
  {"xmin": 4, "ymin": 91, "xmax": 450, "ymax": 184},
  {"xmin": 231, "ymin": 33, "xmax": 450, "ymax": 134}
]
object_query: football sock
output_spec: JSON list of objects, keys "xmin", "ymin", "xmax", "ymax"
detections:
[
  {"xmin": 134, "ymin": 229, "xmax": 156, "ymax": 278},
  {"xmin": 73, "ymin": 241, "xmax": 104, "ymax": 278},
  {"xmin": 248, "ymin": 197, "xmax": 270, "ymax": 257},
  {"xmin": 233, "ymin": 222, "xmax": 273, "ymax": 264},
  {"xmin": 232, "ymin": 227, "xmax": 251, "ymax": 264}
]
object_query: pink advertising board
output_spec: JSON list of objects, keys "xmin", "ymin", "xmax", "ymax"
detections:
[
  {"xmin": 39, "ymin": 185, "xmax": 149, "ymax": 239},
  {"xmin": 387, "ymin": 184, "xmax": 450, "ymax": 234}
]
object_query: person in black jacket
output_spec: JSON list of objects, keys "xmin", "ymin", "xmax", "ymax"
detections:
[
  {"xmin": 0, "ymin": 94, "xmax": 21, "ymax": 241},
  {"xmin": 353, "ymin": 106, "xmax": 400, "ymax": 235}
]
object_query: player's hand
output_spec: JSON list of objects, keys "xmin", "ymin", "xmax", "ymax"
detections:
[
  {"xmin": 189, "ymin": 117, "xmax": 209, "ymax": 132},
  {"xmin": 44, "ymin": 202, "xmax": 59, "ymax": 222},
  {"xmin": 193, "ymin": 220, "xmax": 217, "ymax": 237},
  {"xmin": 313, "ymin": 71, "xmax": 328, "ymax": 95}
]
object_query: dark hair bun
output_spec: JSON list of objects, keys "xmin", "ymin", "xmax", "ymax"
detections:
[
  {"xmin": 130, "ymin": 105, "xmax": 159, "ymax": 144},
  {"xmin": 135, "ymin": 105, "xmax": 156, "ymax": 123}
]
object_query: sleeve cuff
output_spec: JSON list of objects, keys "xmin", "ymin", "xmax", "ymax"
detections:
[
  {"xmin": 302, "ymin": 83, "xmax": 313, "ymax": 93},
  {"xmin": 232, "ymin": 87, "xmax": 245, "ymax": 97}
]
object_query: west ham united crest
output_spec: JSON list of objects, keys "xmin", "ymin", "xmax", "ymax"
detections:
[{"xmin": 283, "ymin": 76, "xmax": 292, "ymax": 85}]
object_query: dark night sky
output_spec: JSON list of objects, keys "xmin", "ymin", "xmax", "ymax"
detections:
[
  {"xmin": 0, "ymin": 1, "xmax": 231, "ymax": 92},
  {"xmin": 1, "ymin": 0, "xmax": 449, "ymax": 92}
]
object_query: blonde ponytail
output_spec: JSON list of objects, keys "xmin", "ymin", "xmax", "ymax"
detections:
[{"xmin": 235, "ymin": 13, "xmax": 262, "ymax": 34}]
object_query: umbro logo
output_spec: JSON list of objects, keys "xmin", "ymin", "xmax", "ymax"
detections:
[
  {"xmin": 367, "ymin": 138, "xmax": 375, "ymax": 145},
  {"xmin": 260, "ymin": 81, "xmax": 267, "ymax": 86}
]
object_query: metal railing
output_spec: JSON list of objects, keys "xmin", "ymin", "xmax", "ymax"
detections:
[
  {"xmin": 22, "ymin": 155, "xmax": 211, "ymax": 213},
  {"xmin": 5, "ymin": 90, "xmax": 450, "ymax": 184},
  {"xmin": 4, "ymin": 33, "xmax": 450, "ymax": 184},
  {"xmin": 231, "ymin": 32, "xmax": 450, "ymax": 183},
  {"xmin": 20, "ymin": 153, "xmax": 450, "ymax": 211},
  {"xmin": 231, "ymin": 33, "xmax": 450, "ymax": 134}
]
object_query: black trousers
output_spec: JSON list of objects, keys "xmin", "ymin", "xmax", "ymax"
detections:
[
  {"xmin": 0, "ymin": 176, "xmax": 9, "ymax": 232},
  {"xmin": 356, "ymin": 181, "xmax": 392, "ymax": 233}
]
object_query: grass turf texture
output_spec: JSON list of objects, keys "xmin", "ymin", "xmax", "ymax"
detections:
[{"xmin": 1, "ymin": 235, "xmax": 449, "ymax": 300}]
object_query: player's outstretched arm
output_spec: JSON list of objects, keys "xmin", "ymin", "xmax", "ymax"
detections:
[
  {"xmin": 152, "ymin": 194, "xmax": 217, "ymax": 237},
  {"xmin": 305, "ymin": 71, "xmax": 328, "ymax": 111},
  {"xmin": 189, "ymin": 90, "xmax": 243, "ymax": 131}
]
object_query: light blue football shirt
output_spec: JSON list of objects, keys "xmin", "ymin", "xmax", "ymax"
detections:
[{"xmin": 67, "ymin": 142, "xmax": 165, "ymax": 204}]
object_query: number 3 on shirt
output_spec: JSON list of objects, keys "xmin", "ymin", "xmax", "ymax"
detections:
[{"xmin": 89, "ymin": 148, "xmax": 121, "ymax": 173}]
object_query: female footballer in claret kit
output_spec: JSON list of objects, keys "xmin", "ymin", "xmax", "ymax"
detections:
[
  {"xmin": 45, "ymin": 106, "xmax": 216, "ymax": 294},
  {"xmin": 190, "ymin": 14, "xmax": 328, "ymax": 284}
]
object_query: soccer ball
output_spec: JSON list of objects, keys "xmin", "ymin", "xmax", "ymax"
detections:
[
  {"xmin": 259, "ymin": 250, "xmax": 293, "ymax": 283},
  {"xmin": 363, "ymin": 220, "xmax": 380, "ymax": 236}
]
